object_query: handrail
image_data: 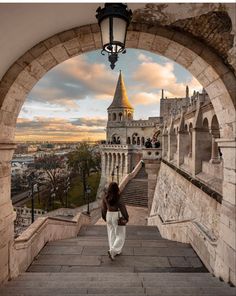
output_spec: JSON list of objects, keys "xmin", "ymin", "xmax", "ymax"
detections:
[
  {"xmin": 149, "ymin": 214, "xmax": 217, "ymax": 244},
  {"xmin": 149, "ymin": 213, "xmax": 195, "ymax": 225},
  {"xmin": 119, "ymin": 160, "xmax": 142, "ymax": 192}
]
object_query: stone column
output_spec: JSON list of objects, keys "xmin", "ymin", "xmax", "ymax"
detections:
[
  {"xmin": 167, "ymin": 131, "xmax": 177, "ymax": 162},
  {"xmin": 124, "ymin": 153, "xmax": 131, "ymax": 175},
  {"xmin": 192, "ymin": 127, "xmax": 212, "ymax": 176},
  {"xmin": 108, "ymin": 153, "xmax": 112, "ymax": 177},
  {"xmin": 209, "ymin": 135, "xmax": 220, "ymax": 164},
  {"xmin": 162, "ymin": 132, "xmax": 168, "ymax": 158},
  {"xmin": 188, "ymin": 131, "xmax": 192, "ymax": 157},
  {"xmin": 101, "ymin": 152, "xmax": 105, "ymax": 175},
  {"xmin": 104, "ymin": 153, "xmax": 108, "ymax": 174},
  {"xmin": 214, "ymin": 139, "xmax": 236, "ymax": 285},
  {"xmin": 0, "ymin": 143, "xmax": 16, "ymax": 283},
  {"xmin": 177, "ymin": 131, "xmax": 189, "ymax": 167},
  {"xmin": 110, "ymin": 154, "xmax": 115, "ymax": 181}
]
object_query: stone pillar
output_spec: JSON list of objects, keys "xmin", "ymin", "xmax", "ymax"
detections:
[
  {"xmin": 192, "ymin": 127, "xmax": 212, "ymax": 176},
  {"xmin": 188, "ymin": 131, "xmax": 192, "ymax": 157},
  {"xmin": 105, "ymin": 153, "xmax": 108, "ymax": 174},
  {"xmin": 162, "ymin": 132, "xmax": 168, "ymax": 158},
  {"xmin": 108, "ymin": 153, "xmax": 112, "ymax": 177},
  {"xmin": 101, "ymin": 152, "xmax": 105, "ymax": 175},
  {"xmin": 143, "ymin": 159, "xmax": 161, "ymax": 213},
  {"xmin": 124, "ymin": 153, "xmax": 131, "ymax": 175},
  {"xmin": 215, "ymin": 139, "xmax": 236, "ymax": 285},
  {"xmin": 0, "ymin": 143, "xmax": 16, "ymax": 283},
  {"xmin": 167, "ymin": 131, "xmax": 177, "ymax": 162},
  {"xmin": 177, "ymin": 131, "xmax": 189, "ymax": 167},
  {"xmin": 209, "ymin": 135, "xmax": 220, "ymax": 164}
]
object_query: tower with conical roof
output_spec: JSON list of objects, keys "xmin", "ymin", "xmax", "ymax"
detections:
[
  {"xmin": 107, "ymin": 71, "xmax": 134, "ymax": 123},
  {"xmin": 106, "ymin": 71, "xmax": 134, "ymax": 144}
]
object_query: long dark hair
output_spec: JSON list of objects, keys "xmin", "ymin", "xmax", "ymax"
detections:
[{"xmin": 106, "ymin": 182, "xmax": 120, "ymax": 206}]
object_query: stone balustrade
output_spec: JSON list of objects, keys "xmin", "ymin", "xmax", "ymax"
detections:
[
  {"xmin": 14, "ymin": 207, "xmax": 47, "ymax": 216},
  {"xmin": 119, "ymin": 160, "xmax": 142, "ymax": 193},
  {"xmin": 101, "ymin": 144, "xmax": 131, "ymax": 149},
  {"xmin": 9, "ymin": 212, "xmax": 90, "ymax": 279}
]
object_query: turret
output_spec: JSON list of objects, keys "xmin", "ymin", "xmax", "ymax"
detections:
[
  {"xmin": 161, "ymin": 89, "xmax": 164, "ymax": 100},
  {"xmin": 107, "ymin": 71, "xmax": 134, "ymax": 122},
  {"xmin": 186, "ymin": 85, "xmax": 189, "ymax": 99}
]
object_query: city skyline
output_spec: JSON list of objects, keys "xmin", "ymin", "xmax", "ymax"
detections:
[{"xmin": 16, "ymin": 49, "xmax": 202, "ymax": 142}]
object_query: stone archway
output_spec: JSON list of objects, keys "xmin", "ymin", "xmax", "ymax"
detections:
[{"xmin": 0, "ymin": 22, "xmax": 235, "ymax": 284}]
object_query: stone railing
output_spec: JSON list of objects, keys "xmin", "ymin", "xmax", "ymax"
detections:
[
  {"xmin": 43, "ymin": 201, "xmax": 99, "ymax": 218},
  {"xmin": 119, "ymin": 160, "xmax": 142, "ymax": 193},
  {"xmin": 101, "ymin": 144, "xmax": 130, "ymax": 149},
  {"xmin": 10, "ymin": 212, "xmax": 90, "ymax": 279},
  {"xmin": 142, "ymin": 148, "xmax": 162, "ymax": 160},
  {"xmin": 14, "ymin": 207, "xmax": 47, "ymax": 216}
]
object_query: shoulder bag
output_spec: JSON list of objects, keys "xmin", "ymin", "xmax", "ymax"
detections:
[{"xmin": 118, "ymin": 210, "xmax": 128, "ymax": 226}]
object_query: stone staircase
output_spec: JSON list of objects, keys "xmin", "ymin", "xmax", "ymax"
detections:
[
  {"xmin": 1, "ymin": 225, "xmax": 235, "ymax": 295},
  {"xmin": 121, "ymin": 167, "xmax": 148, "ymax": 207}
]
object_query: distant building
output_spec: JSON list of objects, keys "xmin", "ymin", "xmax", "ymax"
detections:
[{"xmin": 98, "ymin": 71, "xmax": 214, "ymax": 195}]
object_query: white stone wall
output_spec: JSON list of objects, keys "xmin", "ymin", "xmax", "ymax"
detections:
[
  {"xmin": 151, "ymin": 162, "xmax": 220, "ymax": 237},
  {"xmin": 150, "ymin": 161, "xmax": 221, "ymax": 274}
]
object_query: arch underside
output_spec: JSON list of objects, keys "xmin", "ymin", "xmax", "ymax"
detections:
[
  {"xmin": 0, "ymin": 18, "xmax": 235, "ymax": 286},
  {"xmin": 0, "ymin": 22, "xmax": 235, "ymax": 144}
]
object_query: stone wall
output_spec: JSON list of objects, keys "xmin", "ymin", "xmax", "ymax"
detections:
[{"xmin": 149, "ymin": 161, "xmax": 221, "ymax": 274}]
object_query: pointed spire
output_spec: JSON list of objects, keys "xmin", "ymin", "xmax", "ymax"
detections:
[
  {"xmin": 186, "ymin": 85, "xmax": 189, "ymax": 98},
  {"xmin": 161, "ymin": 89, "xmax": 164, "ymax": 99},
  {"xmin": 108, "ymin": 71, "xmax": 133, "ymax": 109}
]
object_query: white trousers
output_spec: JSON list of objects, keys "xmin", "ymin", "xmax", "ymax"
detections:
[{"xmin": 106, "ymin": 211, "xmax": 126, "ymax": 257}]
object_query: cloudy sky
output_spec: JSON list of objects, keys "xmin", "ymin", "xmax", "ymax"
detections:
[{"xmin": 16, "ymin": 49, "xmax": 202, "ymax": 142}]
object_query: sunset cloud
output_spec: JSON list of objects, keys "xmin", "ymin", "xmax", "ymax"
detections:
[
  {"xmin": 28, "ymin": 54, "xmax": 117, "ymax": 110},
  {"xmin": 16, "ymin": 116, "xmax": 106, "ymax": 141},
  {"xmin": 131, "ymin": 92, "xmax": 161, "ymax": 105},
  {"xmin": 133, "ymin": 54, "xmax": 202, "ymax": 98}
]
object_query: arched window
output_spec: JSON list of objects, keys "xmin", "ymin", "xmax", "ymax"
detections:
[
  {"xmin": 112, "ymin": 135, "xmax": 116, "ymax": 144},
  {"xmin": 127, "ymin": 137, "xmax": 131, "ymax": 144},
  {"xmin": 119, "ymin": 112, "xmax": 123, "ymax": 121},
  {"xmin": 112, "ymin": 113, "xmax": 116, "ymax": 121},
  {"xmin": 127, "ymin": 113, "xmax": 132, "ymax": 120},
  {"xmin": 211, "ymin": 115, "xmax": 220, "ymax": 134},
  {"xmin": 202, "ymin": 117, "xmax": 212, "ymax": 162},
  {"xmin": 137, "ymin": 137, "xmax": 140, "ymax": 145}
]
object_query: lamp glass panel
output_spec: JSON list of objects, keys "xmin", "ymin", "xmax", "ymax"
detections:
[
  {"xmin": 113, "ymin": 17, "xmax": 127, "ymax": 45},
  {"xmin": 100, "ymin": 17, "xmax": 110, "ymax": 47}
]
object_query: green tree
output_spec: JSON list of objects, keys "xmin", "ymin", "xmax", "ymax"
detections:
[
  {"xmin": 35, "ymin": 154, "xmax": 69, "ymax": 208},
  {"xmin": 67, "ymin": 143, "xmax": 101, "ymax": 199}
]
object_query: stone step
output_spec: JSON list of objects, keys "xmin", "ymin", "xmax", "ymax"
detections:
[
  {"xmin": 47, "ymin": 238, "xmax": 191, "ymax": 248},
  {"xmin": 1, "ymin": 222, "xmax": 235, "ymax": 296},
  {"xmin": 121, "ymin": 172, "xmax": 148, "ymax": 207},
  {"xmin": 2, "ymin": 273, "xmax": 235, "ymax": 295},
  {"xmin": 17, "ymin": 271, "xmax": 215, "ymax": 280},
  {"xmin": 0, "ymin": 288, "xmax": 146, "ymax": 296}
]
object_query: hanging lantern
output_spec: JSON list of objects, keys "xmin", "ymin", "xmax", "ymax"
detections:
[{"xmin": 96, "ymin": 3, "xmax": 132, "ymax": 70}]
